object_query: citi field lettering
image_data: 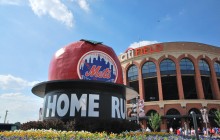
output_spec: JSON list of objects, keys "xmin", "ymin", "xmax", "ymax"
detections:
[
  {"xmin": 120, "ymin": 44, "xmax": 163, "ymax": 61},
  {"xmin": 44, "ymin": 93, "xmax": 125, "ymax": 119}
]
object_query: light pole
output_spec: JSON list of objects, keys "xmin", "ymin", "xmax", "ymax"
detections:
[
  {"xmin": 200, "ymin": 108, "xmax": 209, "ymax": 135},
  {"xmin": 136, "ymin": 96, "xmax": 139, "ymax": 124},
  {"xmin": 190, "ymin": 111, "xmax": 199, "ymax": 140},
  {"xmin": 4, "ymin": 110, "xmax": 8, "ymax": 124}
]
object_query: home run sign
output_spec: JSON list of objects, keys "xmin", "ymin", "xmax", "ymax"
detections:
[
  {"xmin": 39, "ymin": 81, "xmax": 126, "ymax": 121},
  {"xmin": 32, "ymin": 40, "xmax": 138, "ymax": 122}
]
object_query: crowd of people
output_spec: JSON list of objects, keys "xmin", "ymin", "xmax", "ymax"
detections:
[{"xmin": 171, "ymin": 126, "xmax": 220, "ymax": 137}]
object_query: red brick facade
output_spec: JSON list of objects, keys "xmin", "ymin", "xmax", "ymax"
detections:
[{"xmin": 120, "ymin": 42, "xmax": 220, "ymax": 131}]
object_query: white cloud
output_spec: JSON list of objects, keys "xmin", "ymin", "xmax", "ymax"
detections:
[
  {"xmin": 77, "ymin": 0, "xmax": 90, "ymax": 12},
  {"xmin": 0, "ymin": 75, "xmax": 42, "ymax": 123},
  {"xmin": 128, "ymin": 40, "xmax": 159, "ymax": 49},
  {"xmin": 0, "ymin": 74, "xmax": 40, "ymax": 90},
  {"xmin": 0, "ymin": 92, "xmax": 43, "ymax": 123},
  {"xmin": 0, "ymin": 0, "xmax": 22, "ymax": 5},
  {"xmin": 1, "ymin": 0, "xmax": 91, "ymax": 27},
  {"xmin": 29, "ymin": 0, "xmax": 74, "ymax": 27}
]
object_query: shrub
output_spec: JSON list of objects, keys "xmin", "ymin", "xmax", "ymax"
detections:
[
  {"xmin": 21, "ymin": 119, "xmax": 66, "ymax": 130},
  {"xmin": 148, "ymin": 113, "xmax": 161, "ymax": 132},
  {"xmin": 73, "ymin": 118, "xmax": 140, "ymax": 133},
  {"xmin": 20, "ymin": 119, "xmax": 139, "ymax": 133},
  {"xmin": 214, "ymin": 110, "xmax": 220, "ymax": 127}
]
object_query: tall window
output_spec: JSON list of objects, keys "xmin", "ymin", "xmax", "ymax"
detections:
[
  {"xmin": 214, "ymin": 62, "xmax": 220, "ymax": 77},
  {"xmin": 142, "ymin": 61, "xmax": 158, "ymax": 101},
  {"xmin": 199, "ymin": 60, "xmax": 210, "ymax": 75},
  {"xmin": 180, "ymin": 58, "xmax": 195, "ymax": 74},
  {"xmin": 127, "ymin": 65, "xmax": 138, "ymax": 81},
  {"xmin": 199, "ymin": 59, "xmax": 212, "ymax": 99},
  {"xmin": 160, "ymin": 59, "xmax": 176, "ymax": 75},
  {"xmin": 142, "ymin": 61, "xmax": 156, "ymax": 78},
  {"xmin": 160, "ymin": 59, "xmax": 178, "ymax": 100}
]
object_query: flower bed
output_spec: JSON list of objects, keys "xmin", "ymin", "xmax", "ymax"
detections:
[{"xmin": 0, "ymin": 129, "xmax": 219, "ymax": 140}]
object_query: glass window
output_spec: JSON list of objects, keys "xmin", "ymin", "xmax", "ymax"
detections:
[
  {"xmin": 199, "ymin": 60, "xmax": 210, "ymax": 75},
  {"xmin": 127, "ymin": 65, "xmax": 138, "ymax": 81},
  {"xmin": 160, "ymin": 59, "xmax": 176, "ymax": 75},
  {"xmin": 214, "ymin": 62, "xmax": 220, "ymax": 77},
  {"xmin": 160, "ymin": 59, "xmax": 176, "ymax": 71},
  {"xmin": 142, "ymin": 62, "xmax": 156, "ymax": 77},
  {"xmin": 180, "ymin": 58, "xmax": 195, "ymax": 74}
]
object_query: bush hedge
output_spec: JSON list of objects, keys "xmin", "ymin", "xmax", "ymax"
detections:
[{"xmin": 20, "ymin": 119, "xmax": 139, "ymax": 133}]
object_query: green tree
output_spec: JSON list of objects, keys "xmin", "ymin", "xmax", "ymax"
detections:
[
  {"xmin": 148, "ymin": 113, "xmax": 161, "ymax": 132},
  {"xmin": 214, "ymin": 110, "xmax": 220, "ymax": 127}
]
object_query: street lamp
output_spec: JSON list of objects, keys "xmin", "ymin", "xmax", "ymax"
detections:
[
  {"xmin": 190, "ymin": 111, "xmax": 199, "ymax": 140},
  {"xmin": 200, "ymin": 108, "xmax": 209, "ymax": 135},
  {"xmin": 4, "ymin": 110, "xmax": 8, "ymax": 124},
  {"xmin": 136, "ymin": 95, "xmax": 139, "ymax": 124}
]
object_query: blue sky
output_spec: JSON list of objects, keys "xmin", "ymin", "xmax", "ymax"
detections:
[{"xmin": 0, "ymin": 0, "xmax": 220, "ymax": 123}]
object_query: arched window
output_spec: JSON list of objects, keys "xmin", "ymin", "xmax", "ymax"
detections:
[
  {"xmin": 160, "ymin": 59, "xmax": 178, "ymax": 100},
  {"xmin": 142, "ymin": 61, "xmax": 158, "ymax": 101},
  {"xmin": 199, "ymin": 60, "xmax": 213, "ymax": 99},
  {"xmin": 146, "ymin": 110, "xmax": 157, "ymax": 116},
  {"xmin": 146, "ymin": 110, "xmax": 158, "ymax": 131},
  {"xmin": 209, "ymin": 108, "xmax": 218, "ymax": 127},
  {"xmin": 142, "ymin": 61, "xmax": 156, "ymax": 78},
  {"xmin": 180, "ymin": 58, "xmax": 197, "ymax": 99},
  {"xmin": 188, "ymin": 108, "xmax": 203, "ymax": 129},
  {"xmin": 214, "ymin": 62, "xmax": 220, "ymax": 77},
  {"xmin": 180, "ymin": 58, "xmax": 195, "ymax": 74},
  {"xmin": 188, "ymin": 108, "xmax": 201, "ymax": 115},
  {"xmin": 209, "ymin": 108, "xmax": 217, "ymax": 116},
  {"xmin": 166, "ymin": 108, "xmax": 180, "ymax": 115},
  {"xmin": 199, "ymin": 60, "xmax": 210, "ymax": 75},
  {"xmin": 166, "ymin": 109, "xmax": 181, "ymax": 131},
  {"xmin": 127, "ymin": 65, "xmax": 138, "ymax": 81},
  {"xmin": 160, "ymin": 59, "xmax": 176, "ymax": 75}
]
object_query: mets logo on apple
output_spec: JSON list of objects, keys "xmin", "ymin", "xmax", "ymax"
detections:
[{"xmin": 77, "ymin": 51, "xmax": 118, "ymax": 83}]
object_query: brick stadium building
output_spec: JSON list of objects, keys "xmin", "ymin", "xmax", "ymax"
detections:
[{"xmin": 119, "ymin": 42, "xmax": 220, "ymax": 132}]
